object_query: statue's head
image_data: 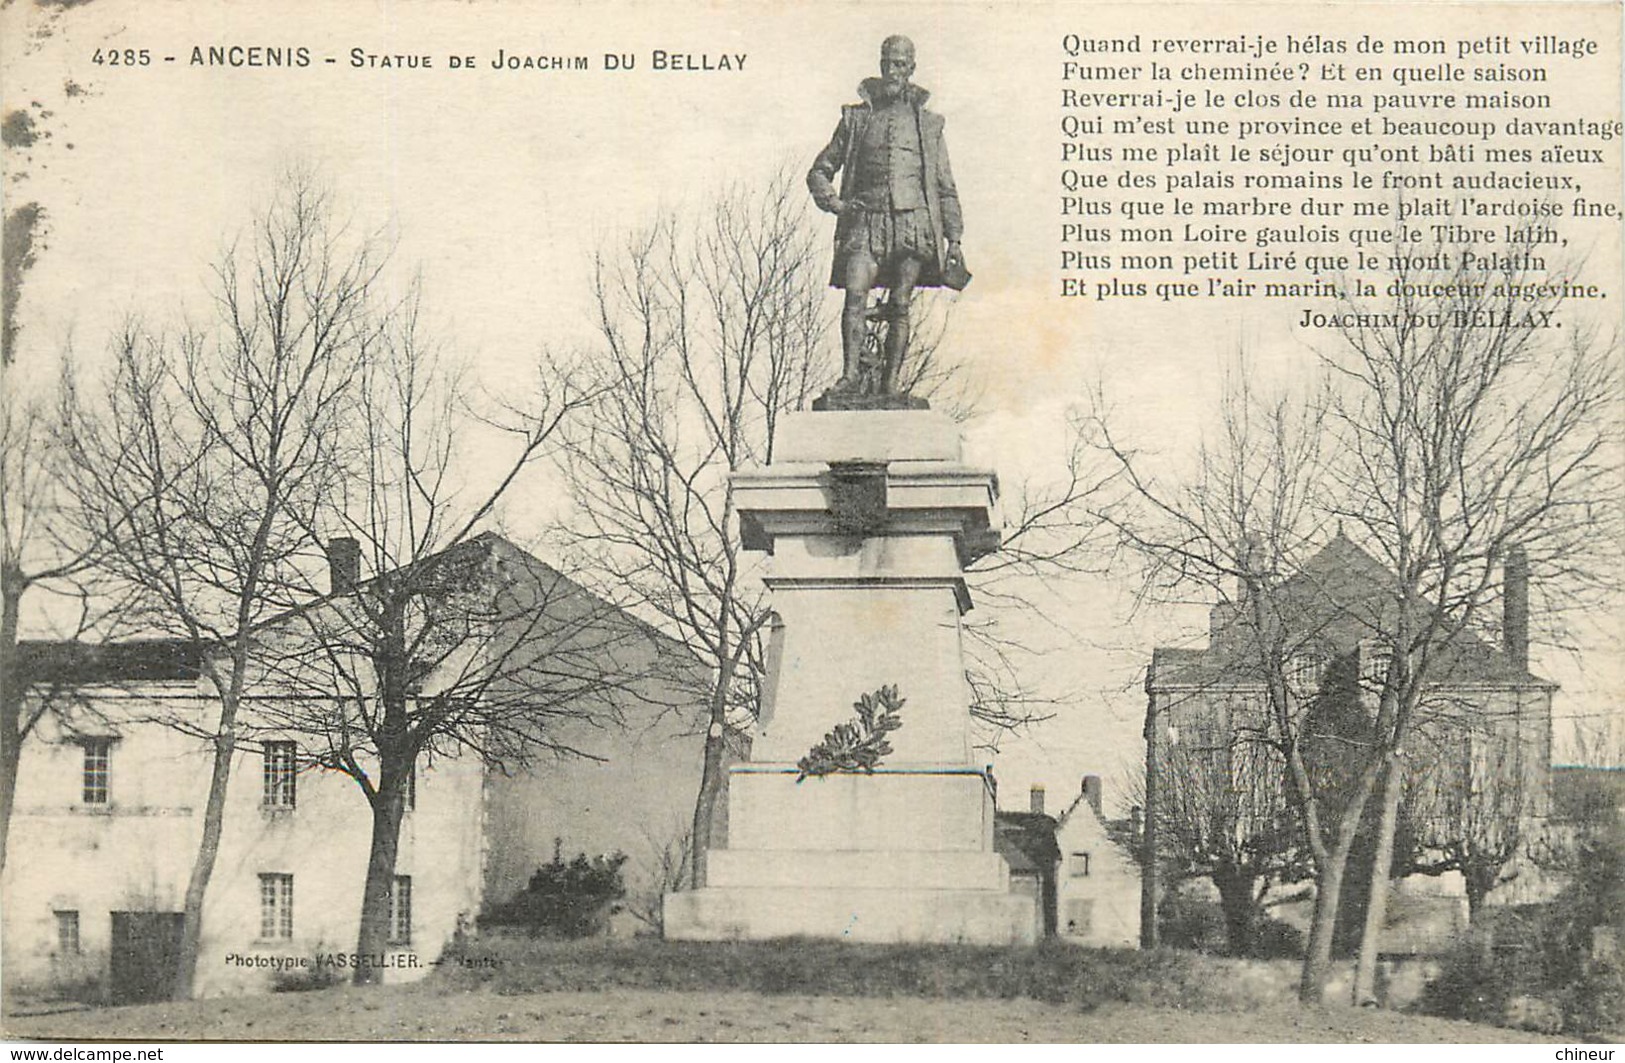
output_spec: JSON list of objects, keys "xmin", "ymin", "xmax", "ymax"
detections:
[{"xmin": 877, "ymin": 35, "xmax": 916, "ymax": 99}]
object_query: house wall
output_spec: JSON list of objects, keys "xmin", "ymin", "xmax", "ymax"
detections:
[
  {"xmin": 477, "ymin": 546, "xmax": 713, "ymax": 932},
  {"xmin": 1054, "ymin": 805, "xmax": 1140, "ymax": 949},
  {"xmin": 481, "ymin": 707, "xmax": 711, "ymax": 933},
  {"xmin": 1147, "ymin": 680, "xmax": 1558, "ymax": 945},
  {"xmin": 4, "ymin": 687, "xmax": 202, "ymax": 999},
  {"xmin": 2, "ymin": 684, "xmax": 484, "ymax": 999},
  {"xmin": 1152, "ymin": 683, "xmax": 1554, "ymax": 826}
]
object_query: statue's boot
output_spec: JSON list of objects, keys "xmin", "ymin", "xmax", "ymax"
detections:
[
  {"xmin": 881, "ymin": 308, "xmax": 909, "ymax": 394},
  {"xmin": 838, "ymin": 301, "xmax": 869, "ymax": 391}
]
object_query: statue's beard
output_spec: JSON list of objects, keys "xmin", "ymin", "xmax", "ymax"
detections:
[{"xmin": 876, "ymin": 77, "xmax": 908, "ymax": 101}]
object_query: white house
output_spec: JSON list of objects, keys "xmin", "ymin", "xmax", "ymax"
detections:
[
  {"xmin": 3, "ymin": 639, "xmax": 487, "ymax": 1002},
  {"xmin": 1053, "ymin": 776, "xmax": 1141, "ymax": 949},
  {"xmin": 2, "ymin": 534, "xmax": 708, "ymax": 1002}
]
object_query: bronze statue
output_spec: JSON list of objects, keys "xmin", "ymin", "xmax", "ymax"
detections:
[{"xmin": 808, "ymin": 35, "xmax": 967, "ymax": 409}]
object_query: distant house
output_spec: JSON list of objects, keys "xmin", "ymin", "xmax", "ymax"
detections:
[
  {"xmin": 1053, "ymin": 776, "xmax": 1141, "ymax": 949},
  {"xmin": 1143, "ymin": 532, "xmax": 1557, "ymax": 945},
  {"xmin": 988, "ymin": 779, "xmax": 1141, "ymax": 947},
  {"xmin": 994, "ymin": 788, "xmax": 1060, "ymax": 941},
  {"xmin": 2, "ymin": 534, "xmax": 707, "ymax": 1001}
]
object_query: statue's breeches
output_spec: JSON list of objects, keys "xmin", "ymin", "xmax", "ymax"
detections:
[{"xmin": 838, "ymin": 208, "xmax": 935, "ymax": 289}]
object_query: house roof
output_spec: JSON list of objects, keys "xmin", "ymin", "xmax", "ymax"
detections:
[
  {"xmin": 993, "ymin": 810, "xmax": 1060, "ymax": 873},
  {"xmin": 250, "ymin": 531, "xmax": 549, "ymax": 632},
  {"xmin": 1148, "ymin": 532, "xmax": 1554, "ymax": 692},
  {"xmin": 14, "ymin": 532, "xmax": 702, "ymax": 690},
  {"xmin": 1055, "ymin": 793, "xmax": 1140, "ymax": 855},
  {"xmin": 13, "ymin": 639, "xmax": 205, "ymax": 685}
]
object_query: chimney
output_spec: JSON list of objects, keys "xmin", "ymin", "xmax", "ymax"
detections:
[
  {"xmin": 1238, "ymin": 532, "xmax": 1263, "ymax": 602},
  {"xmin": 1504, "ymin": 545, "xmax": 1529, "ymax": 673},
  {"xmin": 1083, "ymin": 774, "xmax": 1103, "ymax": 817},
  {"xmin": 327, "ymin": 537, "xmax": 361, "ymax": 595},
  {"xmin": 1029, "ymin": 784, "xmax": 1046, "ymax": 815}
]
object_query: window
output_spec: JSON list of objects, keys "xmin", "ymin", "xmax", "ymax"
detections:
[
  {"xmin": 404, "ymin": 763, "xmax": 416, "ymax": 812},
  {"xmin": 1287, "ymin": 653, "xmax": 1327, "ymax": 693},
  {"xmin": 81, "ymin": 739, "xmax": 111, "ymax": 804},
  {"xmin": 1186, "ymin": 713, "xmax": 1225, "ymax": 752},
  {"xmin": 1070, "ymin": 852, "xmax": 1092, "ymax": 877},
  {"xmin": 259, "ymin": 873, "xmax": 294, "ymax": 939},
  {"xmin": 263, "ymin": 741, "xmax": 297, "ymax": 809},
  {"xmin": 55, "ymin": 910, "xmax": 80, "ymax": 954},
  {"xmin": 1359, "ymin": 641, "xmax": 1393, "ymax": 691},
  {"xmin": 388, "ymin": 875, "xmax": 412, "ymax": 946}
]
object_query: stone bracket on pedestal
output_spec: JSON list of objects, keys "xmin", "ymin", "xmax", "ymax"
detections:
[
  {"xmin": 827, "ymin": 460, "xmax": 889, "ymax": 539},
  {"xmin": 738, "ymin": 464, "xmax": 1000, "ymax": 582}
]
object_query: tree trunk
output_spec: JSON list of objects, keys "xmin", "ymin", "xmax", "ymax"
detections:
[
  {"xmin": 353, "ymin": 780, "xmax": 407, "ymax": 986},
  {"xmin": 689, "ymin": 723, "xmax": 727, "ymax": 890},
  {"xmin": 173, "ymin": 720, "xmax": 237, "ymax": 1000},
  {"xmin": 688, "ymin": 656, "xmax": 735, "ymax": 891},
  {"xmin": 0, "ymin": 578, "xmax": 23, "ymax": 873},
  {"xmin": 0, "ymin": 713, "xmax": 18, "ymax": 876},
  {"xmin": 1463, "ymin": 862, "xmax": 1493, "ymax": 924},
  {"xmin": 1352, "ymin": 754, "xmax": 1404, "ymax": 1005},
  {"xmin": 1140, "ymin": 692, "xmax": 1160, "ymax": 949},
  {"xmin": 1300, "ymin": 850, "xmax": 1347, "ymax": 1002},
  {"xmin": 1215, "ymin": 867, "xmax": 1260, "ymax": 957},
  {"xmin": 1299, "ymin": 763, "xmax": 1381, "ymax": 1003}
]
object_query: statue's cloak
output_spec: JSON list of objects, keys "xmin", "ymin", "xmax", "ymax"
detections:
[{"xmin": 807, "ymin": 80, "xmax": 964, "ymax": 290}]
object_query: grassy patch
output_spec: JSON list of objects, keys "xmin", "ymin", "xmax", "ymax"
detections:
[{"xmin": 435, "ymin": 935, "xmax": 1288, "ymax": 1012}]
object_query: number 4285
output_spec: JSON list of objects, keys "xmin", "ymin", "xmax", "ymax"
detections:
[{"xmin": 93, "ymin": 48, "xmax": 152, "ymax": 66}]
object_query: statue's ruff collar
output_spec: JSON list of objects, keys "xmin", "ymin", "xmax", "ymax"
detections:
[{"xmin": 856, "ymin": 78, "xmax": 931, "ymax": 108}]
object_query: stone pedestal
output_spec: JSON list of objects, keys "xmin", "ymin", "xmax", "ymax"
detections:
[{"xmin": 663, "ymin": 410, "xmax": 1036, "ymax": 945}]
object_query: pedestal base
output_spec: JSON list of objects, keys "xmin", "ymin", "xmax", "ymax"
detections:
[
  {"xmin": 810, "ymin": 390, "xmax": 931, "ymax": 413},
  {"xmin": 663, "ymin": 883, "xmax": 1038, "ymax": 945},
  {"xmin": 662, "ymin": 767, "xmax": 1038, "ymax": 946}
]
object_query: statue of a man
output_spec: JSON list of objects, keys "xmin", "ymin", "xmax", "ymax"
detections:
[{"xmin": 808, "ymin": 35, "xmax": 966, "ymax": 404}]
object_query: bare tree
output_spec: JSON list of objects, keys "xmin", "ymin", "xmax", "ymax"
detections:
[
  {"xmin": 0, "ymin": 385, "xmax": 114, "ymax": 870},
  {"xmin": 557, "ymin": 170, "xmax": 828, "ymax": 888},
  {"xmin": 1091, "ymin": 367, "xmax": 1388, "ymax": 999},
  {"xmin": 1151, "ymin": 710, "xmax": 1303, "ymax": 955},
  {"xmin": 1322, "ymin": 230, "xmax": 1620, "ymax": 1004},
  {"xmin": 1398, "ymin": 720, "xmax": 1529, "ymax": 921},
  {"xmin": 56, "ymin": 173, "xmax": 379, "ymax": 998},
  {"xmin": 625, "ymin": 822, "xmax": 694, "ymax": 935},
  {"xmin": 961, "ymin": 414, "xmax": 1119, "ymax": 743},
  {"xmin": 1098, "ymin": 224, "xmax": 1618, "ymax": 1006},
  {"xmin": 243, "ymin": 298, "xmax": 655, "ymax": 985}
]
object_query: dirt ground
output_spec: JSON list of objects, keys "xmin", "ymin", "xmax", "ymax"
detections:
[{"xmin": 2, "ymin": 983, "xmax": 1559, "ymax": 1043}]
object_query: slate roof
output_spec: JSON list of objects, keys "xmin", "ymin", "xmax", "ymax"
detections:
[
  {"xmin": 13, "ymin": 639, "xmax": 205, "ymax": 685},
  {"xmin": 11, "ymin": 533, "xmax": 699, "ymax": 690},
  {"xmin": 1148, "ymin": 532, "xmax": 1553, "ymax": 691},
  {"xmin": 993, "ymin": 810, "xmax": 1061, "ymax": 873}
]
